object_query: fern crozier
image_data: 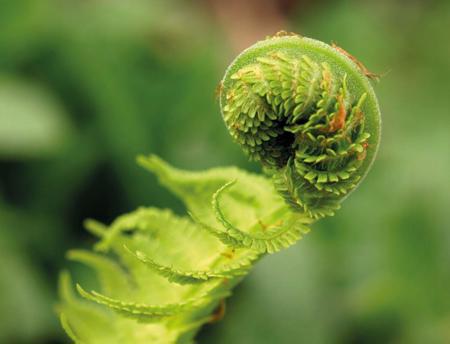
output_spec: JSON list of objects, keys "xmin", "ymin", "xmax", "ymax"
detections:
[
  {"xmin": 220, "ymin": 34, "xmax": 381, "ymax": 218},
  {"xmin": 58, "ymin": 34, "xmax": 381, "ymax": 344}
]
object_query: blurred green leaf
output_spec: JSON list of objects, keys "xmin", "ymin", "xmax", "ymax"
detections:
[
  {"xmin": 0, "ymin": 77, "xmax": 74, "ymax": 158},
  {"xmin": 0, "ymin": 205, "xmax": 58, "ymax": 342}
]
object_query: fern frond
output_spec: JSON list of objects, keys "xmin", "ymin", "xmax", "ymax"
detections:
[
  {"xmin": 127, "ymin": 247, "xmax": 258, "ymax": 285},
  {"xmin": 58, "ymin": 271, "xmax": 116, "ymax": 343},
  {"xmin": 60, "ymin": 313, "xmax": 84, "ymax": 344},
  {"xmin": 75, "ymin": 284, "xmax": 213, "ymax": 322},
  {"xmin": 221, "ymin": 35, "xmax": 380, "ymax": 216},
  {"xmin": 67, "ymin": 250, "xmax": 132, "ymax": 297},
  {"xmin": 137, "ymin": 155, "xmax": 305, "ymax": 233},
  {"xmin": 211, "ymin": 181, "xmax": 310, "ymax": 253},
  {"xmin": 59, "ymin": 34, "xmax": 380, "ymax": 344}
]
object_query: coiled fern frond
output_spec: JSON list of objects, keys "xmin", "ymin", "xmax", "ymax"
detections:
[
  {"xmin": 220, "ymin": 33, "xmax": 380, "ymax": 218},
  {"xmin": 58, "ymin": 33, "xmax": 380, "ymax": 344}
]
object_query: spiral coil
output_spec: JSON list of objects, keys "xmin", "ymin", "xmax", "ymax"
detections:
[{"xmin": 220, "ymin": 35, "xmax": 381, "ymax": 218}]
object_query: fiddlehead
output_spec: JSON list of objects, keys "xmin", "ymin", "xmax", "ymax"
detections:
[
  {"xmin": 58, "ymin": 34, "xmax": 380, "ymax": 344},
  {"xmin": 220, "ymin": 33, "xmax": 381, "ymax": 218}
]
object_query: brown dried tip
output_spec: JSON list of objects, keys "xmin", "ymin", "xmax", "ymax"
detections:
[
  {"xmin": 269, "ymin": 30, "xmax": 302, "ymax": 39},
  {"xmin": 215, "ymin": 81, "xmax": 224, "ymax": 100},
  {"xmin": 208, "ymin": 299, "xmax": 226, "ymax": 323},
  {"xmin": 327, "ymin": 94, "xmax": 347, "ymax": 132}
]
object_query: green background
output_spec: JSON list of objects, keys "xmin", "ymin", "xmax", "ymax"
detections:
[{"xmin": 0, "ymin": 0, "xmax": 449, "ymax": 343}]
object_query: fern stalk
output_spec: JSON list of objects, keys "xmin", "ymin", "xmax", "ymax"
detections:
[{"xmin": 58, "ymin": 33, "xmax": 381, "ymax": 344}]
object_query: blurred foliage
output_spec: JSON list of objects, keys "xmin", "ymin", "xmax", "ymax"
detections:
[
  {"xmin": 0, "ymin": 77, "xmax": 73, "ymax": 158},
  {"xmin": 0, "ymin": 0, "xmax": 449, "ymax": 343}
]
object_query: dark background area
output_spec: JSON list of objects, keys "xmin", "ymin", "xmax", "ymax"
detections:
[{"xmin": 0, "ymin": 0, "xmax": 449, "ymax": 343}]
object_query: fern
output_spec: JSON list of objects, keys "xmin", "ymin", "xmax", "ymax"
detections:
[{"xmin": 58, "ymin": 33, "xmax": 381, "ymax": 343}]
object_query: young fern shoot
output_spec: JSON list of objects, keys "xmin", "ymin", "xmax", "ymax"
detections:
[{"xmin": 58, "ymin": 33, "xmax": 381, "ymax": 344}]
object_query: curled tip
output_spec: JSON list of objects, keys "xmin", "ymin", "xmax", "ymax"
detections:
[{"xmin": 220, "ymin": 34, "xmax": 381, "ymax": 218}]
